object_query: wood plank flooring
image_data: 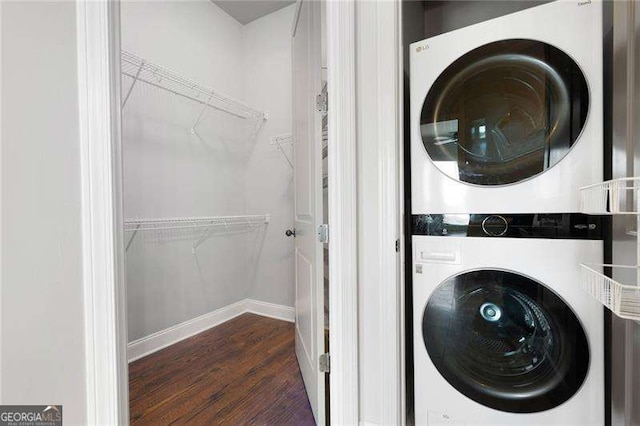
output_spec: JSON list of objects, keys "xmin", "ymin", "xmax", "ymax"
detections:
[{"xmin": 129, "ymin": 313, "xmax": 316, "ymax": 425}]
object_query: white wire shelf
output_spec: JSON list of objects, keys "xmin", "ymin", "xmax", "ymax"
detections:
[
  {"xmin": 580, "ymin": 178, "xmax": 640, "ymax": 215},
  {"xmin": 124, "ymin": 214, "xmax": 270, "ymax": 231},
  {"xmin": 270, "ymin": 133, "xmax": 293, "ymax": 168},
  {"xmin": 124, "ymin": 214, "xmax": 270, "ymax": 252},
  {"xmin": 121, "ymin": 51, "xmax": 268, "ymax": 123},
  {"xmin": 581, "ymin": 263, "xmax": 640, "ymax": 321}
]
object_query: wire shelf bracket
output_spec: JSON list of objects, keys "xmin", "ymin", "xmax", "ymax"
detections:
[
  {"xmin": 270, "ymin": 133, "xmax": 293, "ymax": 169},
  {"xmin": 123, "ymin": 214, "xmax": 271, "ymax": 253},
  {"xmin": 189, "ymin": 94, "xmax": 213, "ymax": 138},
  {"xmin": 122, "ymin": 59, "xmax": 144, "ymax": 108},
  {"xmin": 125, "ymin": 223, "xmax": 141, "ymax": 252}
]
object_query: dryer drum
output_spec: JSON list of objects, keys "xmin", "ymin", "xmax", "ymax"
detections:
[
  {"xmin": 422, "ymin": 269, "xmax": 590, "ymax": 413},
  {"xmin": 420, "ymin": 39, "xmax": 589, "ymax": 186}
]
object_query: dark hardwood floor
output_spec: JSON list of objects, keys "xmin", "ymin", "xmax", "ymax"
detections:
[{"xmin": 129, "ymin": 313, "xmax": 316, "ymax": 425}]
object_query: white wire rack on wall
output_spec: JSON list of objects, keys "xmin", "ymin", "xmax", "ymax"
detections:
[
  {"xmin": 120, "ymin": 50, "xmax": 268, "ymax": 138},
  {"xmin": 581, "ymin": 264, "xmax": 640, "ymax": 321},
  {"xmin": 270, "ymin": 133, "xmax": 293, "ymax": 168},
  {"xmin": 580, "ymin": 177, "xmax": 640, "ymax": 321},
  {"xmin": 124, "ymin": 214, "xmax": 270, "ymax": 253},
  {"xmin": 580, "ymin": 177, "xmax": 640, "ymax": 214}
]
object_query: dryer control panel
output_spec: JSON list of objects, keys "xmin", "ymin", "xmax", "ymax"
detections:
[{"xmin": 411, "ymin": 213, "xmax": 604, "ymax": 240}]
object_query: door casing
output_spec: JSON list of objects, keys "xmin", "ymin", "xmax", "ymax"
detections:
[{"xmin": 76, "ymin": 0, "xmax": 377, "ymax": 425}]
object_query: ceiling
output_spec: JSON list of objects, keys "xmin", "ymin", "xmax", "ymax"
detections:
[{"xmin": 212, "ymin": 1, "xmax": 296, "ymax": 25}]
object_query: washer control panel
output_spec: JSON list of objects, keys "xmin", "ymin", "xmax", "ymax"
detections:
[{"xmin": 411, "ymin": 213, "xmax": 603, "ymax": 240}]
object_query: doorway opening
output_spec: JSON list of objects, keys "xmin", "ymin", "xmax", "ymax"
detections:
[{"xmin": 119, "ymin": 1, "xmax": 329, "ymax": 423}]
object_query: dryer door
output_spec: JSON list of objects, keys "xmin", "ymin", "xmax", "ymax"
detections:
[
  {"xmin": 422, "ymin": 269, "xmax": 589, "ymax": 413},
  {"xmin": 419, "ymin": 39, "xmax": 589, "ymax": 186}
]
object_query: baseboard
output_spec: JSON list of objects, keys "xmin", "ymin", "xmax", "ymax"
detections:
[
  {"xmin": 127, "ymin": 299, "xmax": 247, "ymax": 362},
  {"xmin": 245, "ymin": 299, "xmax": 296, "ymax": 323},
  {"xmin": 128, "ymin": 299, "xmax": 295, "ymax": 362}
]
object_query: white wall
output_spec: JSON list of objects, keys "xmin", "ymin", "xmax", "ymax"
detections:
[
  {"xmin": 1, "ymin": 2, "xmax": 87, "ymax": 424},
  {"xmin": 121, "ymin": 1, "xmax": 295, "ymax": 341},
  {"xmin": 243, "ymin": 4, "xmax": 296, "ymax": 307},
  {"xmin": 120, "ymin": 0, "xmax": 245, "ymax": 100},
  {"xmin": 121, "ymin": 0, "xmax": 251, "ymax": 342}
]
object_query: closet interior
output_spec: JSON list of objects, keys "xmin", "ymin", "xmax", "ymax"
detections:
[{"xmin": 119, "ymin": 1, "xmax": 328, "ymax": 424}]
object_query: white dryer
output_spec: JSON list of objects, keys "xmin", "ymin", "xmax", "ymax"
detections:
[
  {"xmin": 411, "ymin": 213, "xmax": 604, "ymax": 425},
  {"xmin": 410, "ymin": 1, "xmax": 603, "ymax": 213}
]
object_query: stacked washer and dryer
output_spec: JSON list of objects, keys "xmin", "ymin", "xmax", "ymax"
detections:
[{"xmin": 410, "ymin": 1, "xmax": 605, "ymax": 425}]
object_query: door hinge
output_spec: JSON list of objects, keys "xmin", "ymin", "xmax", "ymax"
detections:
[
  {"xmin": 319, "ymin": 352, "xmax": 330, "ymax": 373},
  {"xmin": 316, "ymin": 92, "xmax": 328, "ymax": 114},
  {"xmin": 317, "ymin": 224, "xmax": 329, "ymax": 243},
  {"xmin": 395, "ymin": 239, "xmax": 400, "ymax": 252}
]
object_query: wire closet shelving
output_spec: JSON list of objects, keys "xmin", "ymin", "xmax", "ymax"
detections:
[
  {"xmin": 580, "ymin": 177, "xmax": 640, "ymax": 321},
  {"xmin": 124, "ymin": 214, "xmax": 271, "ymax": 253},
  {"xmin": 120, "ymin": 50, "xmax": 268, "ymax": 138}
]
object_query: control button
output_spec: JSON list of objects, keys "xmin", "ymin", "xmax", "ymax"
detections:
[{"xmin": 481, "ymin": 215, "xmax": 508, "ymax": 236}]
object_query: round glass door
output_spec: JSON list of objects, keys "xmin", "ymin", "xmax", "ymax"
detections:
[
  {"xmin": 420, "ymin": 39, "xmax": 589, "ymax": 185},
  {"xmin": 422, "ymin": 270, "xmax": 589, "ymax": 413}
]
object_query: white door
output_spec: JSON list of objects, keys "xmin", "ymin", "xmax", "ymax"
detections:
[{"xmin": 292, "ymin": 0, "xmax": 325, "ymax": 424}]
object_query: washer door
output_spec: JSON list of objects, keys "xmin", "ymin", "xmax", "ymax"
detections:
[
  {"xmin": 420, "ymin": 39, "xmax": 589, "ymax": 186},
  {"xmin": 422, "ymin": 270, "xmax": 589, "ymax": 413}
]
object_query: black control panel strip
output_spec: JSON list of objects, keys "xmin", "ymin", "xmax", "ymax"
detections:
[{"xmin": 411, "ymin": 213, "xmax": 604, "ymax": 240}]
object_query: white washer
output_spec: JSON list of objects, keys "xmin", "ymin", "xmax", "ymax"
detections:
[
  {"xmin": 410, "ymin": 1, "xmax": 603, "ymax": 213},
  {"xmin": 412, "ymin": 214, "xmax": 604, "ymax": 425}
]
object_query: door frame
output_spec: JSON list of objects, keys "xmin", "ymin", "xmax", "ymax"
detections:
[
  {"xmin": 325, "ymin": 0, "xmax": 360, "ymax": 424},
  {"xmin": 76, "ymin": 1, "xmax": 128, "ymax": 424},
  {"xmin": 77, "ymin": 0, "xmax": 362, "ymax": 424},
  {"xmin": 354, "ymin": 1, "xmax": 404, "ymax": 424}
]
